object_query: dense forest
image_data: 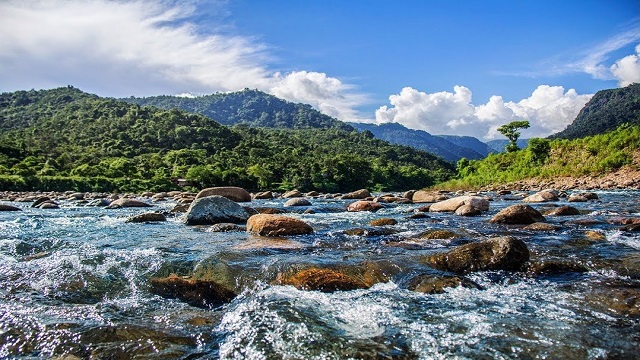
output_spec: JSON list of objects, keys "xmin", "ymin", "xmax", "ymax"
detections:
[
  {"xmin": 550, "ymin": 83, "xmax": 640, "ymax": 140},
  {"xmin": 0, "ymin": 87, "xmax": 454, "ymax": 193},
  {"xmin": 124, "ymin": 88, "xmax": 354, "ymax": 131}
]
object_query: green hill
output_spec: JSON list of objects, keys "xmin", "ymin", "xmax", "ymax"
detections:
[
  {"xmin": 551, "ymin": 83, "xmax": 640, "ymax": 140},
  {"xmin": 124, "ymin": 88, "xmax": 354, "ymax": 131},
  {"xmin": 0, "ymin": 87, "xmax": 454, "ymax": 192}
]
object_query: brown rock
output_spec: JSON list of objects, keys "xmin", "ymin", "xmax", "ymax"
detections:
[
  {"xmin": 490, "ymin": 204, "xmax": 545, "ymax": 224},
  {"xmin": 253, "ymin": 191, "xmax": 274, "ymax": 200},
  {"xmin": 278, "ymin": 268, "xmax": 368, "ymax": 292},
  {"xmin": 455, "ymin": 204, "xmax": 482, "ymax": 216},
  {"xmin": 412, "ymin": 190, "xmax": 449, "ymax": 203},
  {"xmin": 568, "ymin": 195, "xmax": 588, "ymax": 202},
  {"xmin": 341, "ymin": 189, "xmax": 371, "ymax": 199},
  {"xmin": 347, "ymin": 201, "xmax": 383, "ymax": 212},
  {"xmin": 126, "ymin": 212, "xmax": 167, "ymax": 223},
  {"xmin": 149, "ymin": 274, "xmax": 236, "ymax": 308},
  {"xmin": 584, "ymin": 230, "xmax": 606, "ymax": 241},
  {"xmin": 195, "ymin": 187, "xmax": 251, "ymax": 202},
  {"xmin": 419, "ymin": 229, "xmax": 460, "ymax": 240},
  {"xmin": 408, "ymin": 275, "xmax": 482, "ymax": 294},
  {"xmin": 426, "ymin": 236, "xmax": 530, "ymax": 273},
  {"xmin": 523, "ymin": 222, "xmax": 561, "ymax": 231},
  {"xmin": 282, "ymin": 190, "xmax": 303, "ymax": 198},
  {"xmin": 369, "ymin": 218, "xmax": 398, "ymax": 226},
  {"xmin": 254, "ymin": 207, "xmax": 287, "ymax": 214},
  {"xmin": 546, "ymin": 205, "xmax": 581, "ymax": 216},
  {"xmin": 523, "ymin": 189, "xmax": 559, "ymax": 203},
  {"xmin": 246, "ymin": 214, "xmax": 313, "ymax": 236},
  {"xmin": 106, "ymin": 198, "xmax": 152, "ymax": 209},
  {"xmin": 430, "ymin": 196, "xmax": 489, "ymax": 213},
  {"xmin": 527, "ymin": 260, "xmax": 588, "ymax": 275}
]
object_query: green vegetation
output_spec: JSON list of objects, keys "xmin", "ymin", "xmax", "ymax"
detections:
[
  {"xmin": 497, "ymin": 120, "xmax": 530, "ymax": 152},
  {"xmin": 440, "ymin": 124, "xmax": 640, "ymax": 189},
  {"xmin": 551, "ymin": 83, "xmax": 640, "ymax": 140},
  {"xmin": 0, "ymin": 87, "xmax": 455, "ymax": 192},
  {"xmin": 124, "ymin": 88, "xmax": 354, "ymax": 131}
]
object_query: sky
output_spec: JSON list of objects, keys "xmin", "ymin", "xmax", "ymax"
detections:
[{"xmin": 0, "ymin": 0, "xmax": 638, "ymax": 139}]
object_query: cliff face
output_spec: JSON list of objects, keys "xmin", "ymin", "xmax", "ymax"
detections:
[{"xmin": 551, "ymin": 83, "xmax": 640, "ymax": 140}]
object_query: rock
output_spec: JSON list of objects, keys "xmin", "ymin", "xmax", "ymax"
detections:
[
  {"xmin": 254, "ymin": 207, "xmax": 287, "ymax": 214},
  {"xmin": 568, "ymin": 195, "xmax": 588, "ymax": 202},
  {"xmin": 341, "ymin": 189, "xmax": 371, "ymax": 199},
  {"xmin": 346, "ymin": 201, "xmax": 383, "ymax": 212},
  {"xmin": 370, "ymin": 218, "xmax": 397, "ymax": 226},
  {"xmin": 306, "ymin": 191, "xmax": 320, "ymax": 197},
  {"xmin": 408, "ymin": 212, "xmax": 429, "ymax": 219},
  {"xmin": 170, "ymin": 204, "xmax": 190, "ymax": 213},
  {"xmin": 490, "ymin": 204, "xmax": 545, "ymax": 225},
  {"xmin": 408, "ymin": 274, "xmax": 483, "ymax": 294},
  {"xmin": 86, "ymin": 199, "xmax": 111, "ymax": 207},
  {"xmin": 412, "ymin": 190, "xmax": 449, "ymax": 203},
  {"xmin": 344, "ymin": 227, "xmax": 398, "ymax": 237},
  {"xmin": 68, "ymin": 192, "xmax": 86, "ymax": 200},
  {"xmin": 149, "ymin": 274, "xmax": 236, "ymax": 308},
  {"xmin": 253, "ymin": 191, "xmax": 274, "ymax": 200},
  {"xmin": 455, "ymin": 204, "xmax": 482, "ymax": 216},
  {"xmin": 523, "ymin": 189, "xmax": 559, "ymax": 203},
  {"xmin": 419, "ymin": 229, "xmax": 460, "ymax": 240},
  {"xmin": 580, "ymin": 192, "xmax": 599, "ymax": 200},
  {"xmin": 584, "ymin": 230, "xmax": 606, "ymax": 241},
  {"xmin": 429, "ymin": 196, "xmax": 489, "ymax": 213},
  {"xmin": 403, "ymin": 190, "xmax": 416, "ymax": 201},
  {"xmin": 185, "ymin": 196, "xmax": 250, "ymax": 225},
  {"xmin": 546, "ymin": 205, "xmax": 581, "ymax": 216},
  {"xmin": 207, "ymin": 223, "xmax": 246, "ymax": 232},
  {"xmin": 246, "ymin": 214, "xmax": 313, "ymax": 236},
  {"xmin": 277, "ymin": 268, "xmax": 368, "ymax": 292},
  {"xmin": 527, "ymin": 260, "xmax": 588, "ymax": 275},
  {"xmin": 38, "ymin": 202, "xmax": 60, "ymax": 209},
  {"xmin": 0, "ymin": 204, "xmax": 21, "ymax": 211},
  {"xmin": 284, "ymin": 198, "xmax": 312, "ymax": 207},
  {"xmin": 523, "ymin": 222, "xmax": 561, "ymax": 231},
  {"xmin": 282, "ymin": 190, "xmax": 303, "ymax": 198},
  {"xmin": 31, "ymin": 196, "xmax": 51, "ymax": 208},
  {"xmin": 426, "ymin": 236, "xmax": 530, "ymax": 273},
  {"xmin": 126, "ymin": 212, "xmax": 167, "ymax": 223},
  {"xmin": 105, "ymin": 198, "xmax": 152, "ymax": 209},
  {"xmin": 195, "ymin": 186, "xmax": 251, "ymax": 202},
  {"xmin": 621, "ymin": 223, "xmax": 640, "ymax": 232}
]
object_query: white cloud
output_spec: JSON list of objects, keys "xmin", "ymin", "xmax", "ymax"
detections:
[
  {"xmin": 610, "ymin": 44, "xmax": 640, "ymax": 87},
  {"xmin": 0, "ymin": 0, "xmax": 365, "ymax": 121},
  {"xmin": 374, "ymin": 85, "xmax": 593, "ymax": 139}
]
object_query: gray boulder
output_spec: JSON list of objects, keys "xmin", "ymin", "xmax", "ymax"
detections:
[{"xmin": 185, "ymin": 195, "xmax": 250, "ymax": 225}]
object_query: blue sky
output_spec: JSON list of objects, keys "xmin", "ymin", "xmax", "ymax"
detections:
[{"xmin": 0, "ymin": 0, "xmax": 638, "ymax": 139}]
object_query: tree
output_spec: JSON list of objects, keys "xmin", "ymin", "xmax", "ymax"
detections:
[
  {"xmin": 527, "ymin": 138, "xmax": 551, "ymax": 164},
  {"xmin": 497, "ymin": 120, "xmax": 530, "ymax": 152}
]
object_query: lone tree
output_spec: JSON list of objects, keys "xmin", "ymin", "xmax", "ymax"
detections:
[{"xmin": 497, "ymin": 120, "xmax": 530, "ymax": 152}]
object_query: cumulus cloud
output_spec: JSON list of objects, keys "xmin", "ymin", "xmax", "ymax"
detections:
[
  {"xmin": 374, "ymin": 85, "xmax": 593, "ymax": 139},
  {"xmin": 610, "ymin": 44, "xmax": 640, "ymax": 87},
  {"xmin": 0, "ymin": 0, "xmax": 364, "ymax": 121}
]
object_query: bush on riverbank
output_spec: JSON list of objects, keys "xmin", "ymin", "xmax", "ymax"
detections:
[{"xmin": 437, "ymin": 124, "xmax": 640, "ymax": 190}]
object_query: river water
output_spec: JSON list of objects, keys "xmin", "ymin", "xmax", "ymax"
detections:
[{"xmin": 0, "ymin": 190, "xmax": 639, "ymax": 359}]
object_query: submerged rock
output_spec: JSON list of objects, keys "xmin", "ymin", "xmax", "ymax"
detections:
[
  {"xmin": 490, "ymin": 204, "xmax": 545, "ymax": 224},
  {"xmin": 207, "ymin": 223, "xmax": 246, "ymax": 232},
  {"xmin": 523, "ymin": 222, "xmax": 561, "ymax": 231},
  {"xmin": 527, "ymin": 260, "xmax": 588, "ymax": 275},
  {"xmin": 246, "ymin": 214, "xmax": 313, "ymax": 236},
  {"xmin": 426, "ymin": 236, "xmax": 530, "ymax": 273},
  {"xmin": 408, "ymin": 274, "xmax": 483, "ymax": 294},
  {"xmin": 418, "ymin": 229, "xmax": 460, "ymax": 240},
  {"xmin": 195, "ymin": 186, "xmax": 251, "ymax": 202},
  {"xmin": 370, "ymin": 218, "xmax": 398, "ymax": 226},
  {"xmin": 185, "ymin": 195, "xmax": 250, "ymax": 225},
  {"xmin": 149, "ymin": 274, "xmax": 236, "ymax": 308},
  {"xmin": 126, "ymin": 212, "xmax": 167, "ymax": 223},
  {"xmin": 277, "ymin": 268, "xmax": 369, "ymax": 292}
]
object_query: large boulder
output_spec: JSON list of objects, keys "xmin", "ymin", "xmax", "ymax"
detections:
[
  {"xmin": 412, "ymin": 191, "xmax": 449, "ymax": 203},
  {"xmin": 253, "ymin": 191, "xmax": 274, "ymax": 200},
  {"xmin": 282, "ymin": 190, "xmax": 303, "ymax": 198},
  {"xmin": 149, "ymin": 274, "xmax": 236, "ymax": 308},
  {"xmin": 185, "ymin": 195, "xmax": 250, "ymax": 225},
  {"xmin": 429, "ymin": 196, "xmax": 489, "ymax": 213},
  {"xmin": 490, "ymin": 204, "xmax": 545, "ymax": 224},
  {"xmin": 523, "ymin": 189, "xmax": 559, "ymax": 203},
  {"xmin": 546, "ymin": 205, "xmax": 581, "ymax": 216},
  {"xmin": 426, "ymin": 236, "xmax": 530, "ymax": 273},
  {"xmin": 246, "ymin": 214, "xmax": 313, "ymax": 236},
  {"xmin": 284, "ymin": 198, "xmax": 312, "ymax": 207},
  {"xmin": 346, "ymin": 201, "xmax": 383, "ymax": 212},
  {"xmin": 105, "ymin": 198, "xmax": 152, "ymax": 209},
  {"xmin": 341, "ymin": 189, "xmax": 371, "ymax": 200},
  {"xmin": 195, "ymin": 187, "xmax": 251, "ymax": 202},
  {"xmin": 277, "ymin": 268, "xmax": 369, "ymax": 292}
]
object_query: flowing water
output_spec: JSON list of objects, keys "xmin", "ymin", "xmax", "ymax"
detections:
[{"xmin": 0, "ymin": 191, "xmax": 639, "ymax": 359}]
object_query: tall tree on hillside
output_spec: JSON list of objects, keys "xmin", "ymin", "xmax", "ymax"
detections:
[{"xmin": 497, "ymin": 120, "xmax": 530, "ymax": 152}]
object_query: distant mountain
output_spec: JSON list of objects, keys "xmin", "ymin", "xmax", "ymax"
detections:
[
  {"xmin": 438, "ymin": 135, "xmax": 495, "ymax": 157},
  {"xmin": 124, "ymin": 88, "xmax": 354, "ymax": 131},
  {"xmin": 347, "ymin": 122, "xmax": 486, "ymax": 162},
  {"xmin": 485, "ymin": 139, "xmax": 530, "ymax": 153},
  {"xmin": 551, "ymin": 83, "xmax": 640, "ymax": 140}
]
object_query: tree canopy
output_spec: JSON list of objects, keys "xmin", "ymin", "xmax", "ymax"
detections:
[{"xmin": 497, "ymin": 120, "xmax": 530, "ymax": 152}]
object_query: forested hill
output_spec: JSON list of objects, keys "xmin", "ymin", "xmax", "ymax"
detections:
[
  {"xmin": 0, "ymin": 87, "xmax": 454, "ymax": 192},
  {"xmin": 124, "ymin": 88, "xmax": 354, "ymax": 131},
  {"xmin": 551, "ymin": 83, "xmax": 640, "ymax": 140}
]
